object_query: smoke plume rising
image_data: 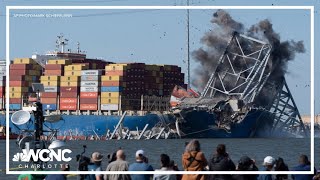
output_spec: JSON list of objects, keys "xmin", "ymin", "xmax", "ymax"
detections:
[{"xmin": 192, "ymin": 10, "xmax": 305, "ymax": 105}]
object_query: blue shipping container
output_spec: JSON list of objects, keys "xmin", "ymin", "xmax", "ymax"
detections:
[
  {"xmin": 101, "ymin": 86, "xmax": 123, "ymax": 92},
  {"xmin": 9, "ymin": 104, "xmax": 21, "ymax": 110},
  {"xmin": 42, "ymin": 104, "xmax": 57, "ymax": 111}
]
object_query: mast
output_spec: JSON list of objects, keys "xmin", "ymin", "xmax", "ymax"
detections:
[{"xmin": 186, "ymin": 0, "xmax": 190, "ymax": 87}]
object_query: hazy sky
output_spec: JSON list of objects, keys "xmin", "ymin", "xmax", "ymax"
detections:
[{"xmin": 0, "ymin": 0, "xmax": 318, "ymax": 115}]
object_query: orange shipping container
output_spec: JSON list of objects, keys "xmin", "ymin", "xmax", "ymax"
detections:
[
  {"xmin": 41, "ymin": 98, "xmax": 57, "ymax": 104},
  {"xmin": 101, "ymin": 81, "xmax": 124, "ymax": 87},
  {"xmin": 80, "ymin": 104, "xmax": 97, "ymax": 110},
  {"xmin": 60, "ymin": 103, "xmax": 77, "ymax": 110},
  {"xmin": 105, "ymin": 70, "xmax": 126, "ymax": 76},
  {"xmin": 44, "ymin": 70, "xmax": 63, "ymax": 76},
  {"xmin": 60, "ymin": 98, "xmax": 77, "ymax": 104},
  {"xmin": 80, "ymin": 92, "xmax": 98, "ymax": 98}
]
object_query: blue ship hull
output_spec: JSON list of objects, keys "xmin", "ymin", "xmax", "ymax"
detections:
[
  {"xmin": 1, "ymin": 108, "xmax": 273, "ymax": 138},
  {"xmin": 177, "ymin": 108, "xmax": 274, "ymax": 138},
  {"xmin": 1, "ymin": 113, "xmax": 172, "ymax": 136}
]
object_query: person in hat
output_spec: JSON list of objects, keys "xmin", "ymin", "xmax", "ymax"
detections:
[
  {"xmin": 232, "ymin": 156, "xmax": 259, "ymax": 180},
  {"xmin": 129, "ymin": 149, "xmax": 154, "ymax": 180},
  {"xmin": 258, "ymin": 156, "xmax": 275, "ymax": 180},
  {"xmin": 85, "ymin": 152, "xmax": 103, "ymax": 180}
]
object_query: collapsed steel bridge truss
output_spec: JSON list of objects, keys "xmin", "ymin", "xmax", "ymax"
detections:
[
  {"xmin": 201, "ymin": 32, "xmax": 272, "ymax": 104},
  {"xmin": 200, "ymin": 32, "xmax": 308, "ymax": 137}
]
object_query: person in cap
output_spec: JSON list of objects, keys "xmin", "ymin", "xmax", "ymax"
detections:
[
  {"xmin": 291, "ymin": 154, "xmax": 315, "ymax": 180},
  {"xmin": 104, "ymin": 149, "xmax": 131, "ymax": 180},
  {"xmin": 153, "ymin": 154, "xmax": 176, "ymax": 180},
  {"xmin": 232, "ymin": 156, "xmax": 259, "ymax": 180},
  {"xmin": 129, "ymin": 149, "xmax": 154, "ymax": 180},
  {"xmin": 208, "ymin": 144, "xmax": 235, "ymax": 180},
  {"xmin": 85, "ymin": 152, "xmax": 103, "ymax": 180},
  {"xmin": 258, "ymin": 156, "xmax": 275, "ymax": 180}
]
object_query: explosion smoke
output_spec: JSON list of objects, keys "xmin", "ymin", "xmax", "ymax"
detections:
[{"xmin": 192, "ymin": 10, "xmax": 305, "ymax": 105}]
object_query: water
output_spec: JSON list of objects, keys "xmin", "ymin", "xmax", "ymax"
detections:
[{"xmin": 1, "ymin": 138, "xmax": 319, "ymax": 180}]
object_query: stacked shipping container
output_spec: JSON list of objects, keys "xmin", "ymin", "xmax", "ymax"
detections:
[
  {"xmin": 41, "ymin": 59, "xmax": 69, "ymax": 111},
  {"xmin": 0, "ymin": 61, "xmax": 5, "ymax": 110},
  {"xmin": 9, "ymin": 58, "xmax": 41, "ymax": 110},
  {"xmin": 60, "ymin": 64, "xmax": 88, "ymax": 110},
  {"xmin": 80, "ymin": 70, "xmax": 102, "ymax": 110},
  {"xmin": 101, "ymin": 64, "xmax": 127, "ymax": 111},
  {"xmin": 7, "ymin": 56, "xmax": 185, "ymax": 112}
]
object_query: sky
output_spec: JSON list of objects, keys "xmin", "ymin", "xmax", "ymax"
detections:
[{"xmin": 0, "ymin": 0, "xmax": 318, "ymax": 115}]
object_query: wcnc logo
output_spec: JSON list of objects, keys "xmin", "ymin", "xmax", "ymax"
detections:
[{"xmin": 12, "ymin": 149, "xmax": 72, "ymax": 162}]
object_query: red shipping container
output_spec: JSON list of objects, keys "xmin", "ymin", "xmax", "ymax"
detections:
[
  {"xmin": 80, "ymin": 92, "xmax": 98, "ymax": 98},
  {"xmin": 10, "ymin": 75, "xmax": 28, "ymax": 81},
  {"xmin": 10, "ymin": 64, "xmax": 32, "ymax": 70},
  {"xmin": 60, "ymin": 98, "xmax": 77, "ymax": 104},
  {"xmin": 0, "ymin": 87, "xmax": 3, "ymax": 93},
  {"xmin": 60, "ymin": 92, "xmax": 78, "ymax": 98},
  {"xmin": 9, "ymin": 81, "xmax": 28, "ymax": 87},
  {"xmin": 41, "ymin": 98, "xmax": 57, "ymax": 104},
  {"xmin": 101, "ymin": 81, "xmax": 122, "ymax": 87},
  {"xmin": 45, "ymin": 64, "xmax": 63, "ymax": 70},
  {"xmin": 10, "ymin": 98, "xmax": 21, "ymax": 104},
  {"xmin": 60, "ymin": 103, "xmax": 77, "ymax": 110},
  {"xmin": 9, "ymin": 70, "xmax": 27, "ymax": 76},
  {"xmin": 80, "ymin": 98, "xmax": 98, "ymax": 104},
  {"xmin": 41, "ymin": 92, "xmax": 58, "ymax": 98},
  {"xmin": 60, "ymin": 87, "xmax": 78, "ymax": 92},
  {"xmin": 0, "ymin": 92, "xmax": 3, "ymax": 96},
  {"xmin": 44, "ymin": 70, "xmax": 63, "ymax": 76},
  {"xmin": 80, "ymin": 104, "xmax": 97, "ymax": 110}
]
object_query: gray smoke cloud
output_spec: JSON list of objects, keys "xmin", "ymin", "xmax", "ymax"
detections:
[{"xmin": 192, "ymin": 10, "xmax": 305, "ymax": 105}]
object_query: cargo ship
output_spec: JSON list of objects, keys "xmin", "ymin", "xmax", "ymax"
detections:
[
  {"xmin": 0, "ymin": 35, "xmax": 186, "ymax": 138},
  {"xmin": 1, "ymin": 33, "xmax": 308, "ymax": 139}
]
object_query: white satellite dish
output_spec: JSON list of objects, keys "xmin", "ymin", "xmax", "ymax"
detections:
[
  {"xmin": 11, "ymin": 110, "xmax": 31, "ymax": 125},
  {"xmin": 48, "ymin": 140, "xmax": 66, "ymax": 149}
]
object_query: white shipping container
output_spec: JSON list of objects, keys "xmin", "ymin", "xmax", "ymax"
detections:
[
  {"xmin": 0, "ymin": 71, "xmax": 5, "ymax": 76},
  {"xmin": 81, "ymin": 70, "xmax": 102, "ymax": 76},
  {"xmin": 101, "ymin": 104, "xmax": 118, "ymax": 111},
  {"xmin": 80, "ymin": 81, "xmax": 99, "ymax": 87},
  {"xmin": 81, "ymin": 75, "xmax": 99, "ymax": 81},
  {"xmin": 44, "ymin": 86, "xmax": 59, "ymax": 92},
  {"xmin": 0, "ymin": 81, "xmax": 3, "ymax": 86},
  {"xmin": 80, "ymin": 86, "xmax": 99, "ymax": 92},
  {"xmin": 0, "ymin": 66, "xmax": 6, "ymax": 71},
  {"xmin": 0, "ymin": 76, "xmax": 5, "ymax": 81}
]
